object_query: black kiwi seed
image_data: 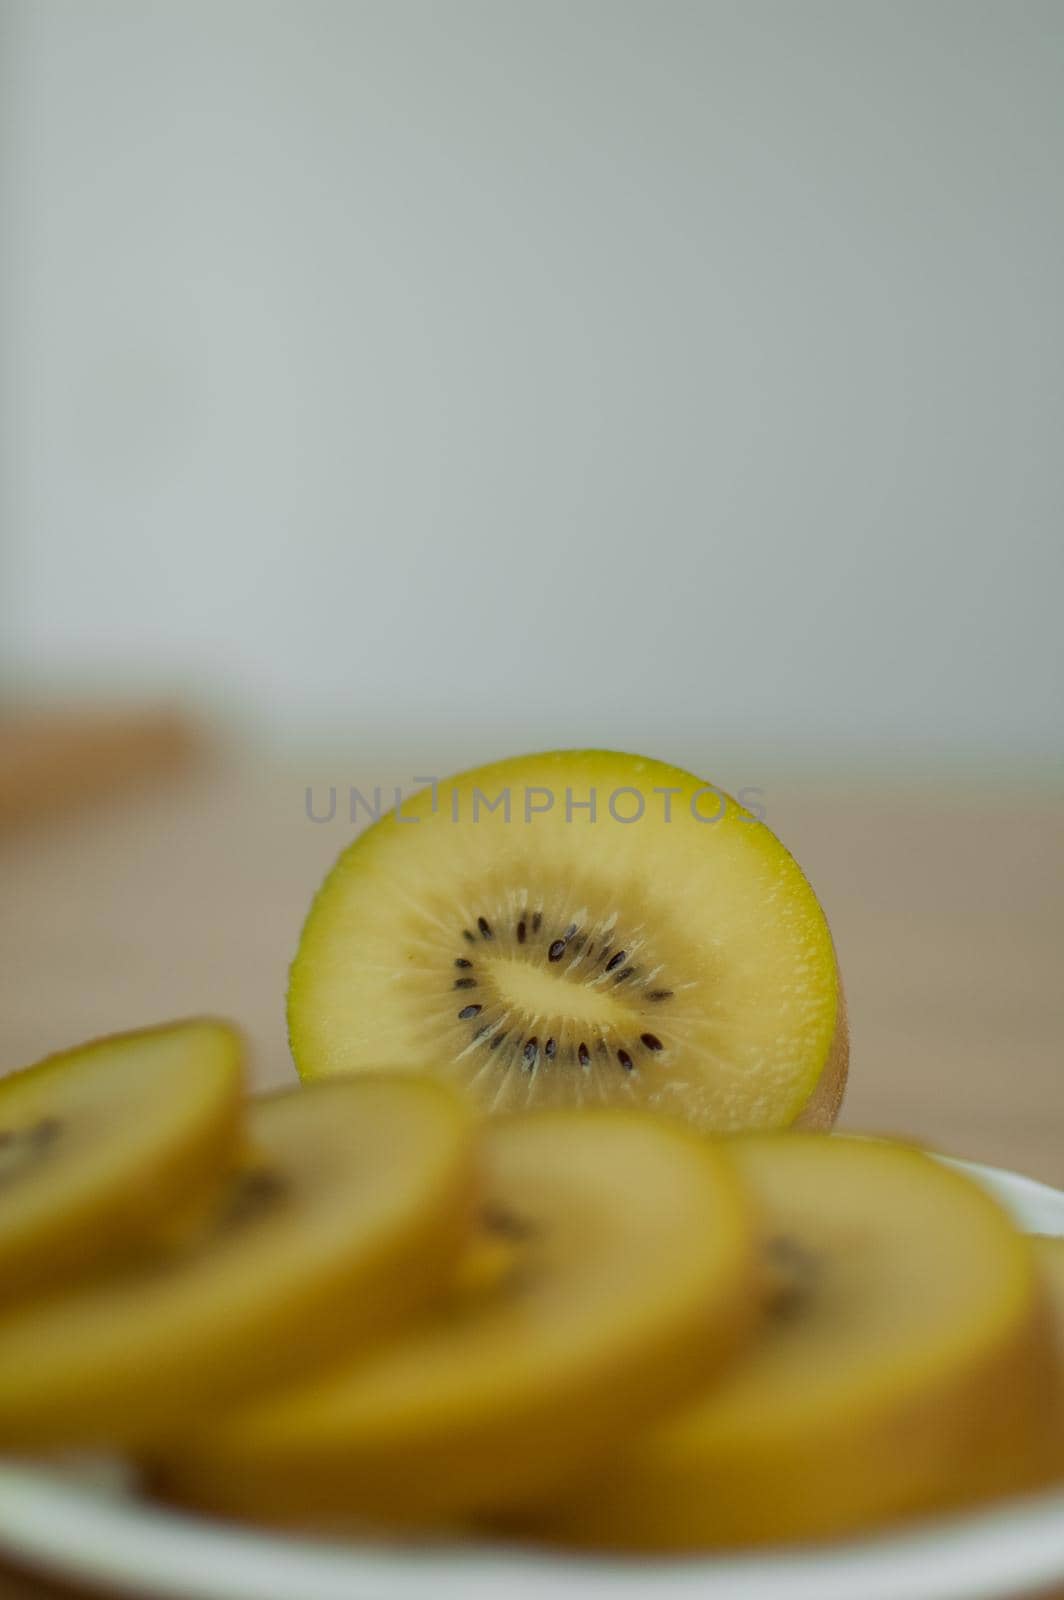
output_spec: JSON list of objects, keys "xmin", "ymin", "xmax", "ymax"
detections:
[
  {"xmin": 578, "ymin": 1042, "xmax": 590, "ymax": 1067},
  {"xmin": 478, "ymin": 916, "xmax": 493, "ymax": 939},
  {"xmin": 548, "ymin": 939, "xmax": 567, "ymax": 962},
  {"xmin": 523, "ymin": 1037, "xmax": 538, "ymax": 1068},
  {"xmin": 640, "ymin": 1032, "xmax": 663, "ymax": 1051},
  {"xmin": 647, "ymin": 989, "xmax": 673, "ymax": 1002},
  {"xmin": 454, "ymin": 977, "xmax": 477, "ymax": 989},
  {"xmin": 458, "ymin": 1003, "xmax": 482, "ymax": 1020},
  {"xmin": 220, "ymin": 1166, "xmax": 288, "ymax": 1231},
  {"xmin": 463, "ymin": 929, "xmax": 476, "ymax": 943},
  {"xmin": 0, "ymin": 1118, "xmax": 61, "ymax": 1157},
  {"xmin": 490, "ymin": 1032, "xmax": 508, "ymax": 1050},
  {"xmin": 765, "ymin": 1234, "xmax": 820, "ymax": 1316},
  {"xmin": 455, "ymin": 957, "xmax": 473, "ymax": 969},
  {"xmin": 483, "ymin": 1204, "xmax": 535, "ymax": 1240},
  {"xmin": 618, "ymin": 1049, "xmax": 634, "ymax": 1072},
  {"xmin": 0, "ymin": 1118, "xmax": 63, "ymax": 1190},
  {"xmin": 532, "ymin": 911, "xmax": 542, "ymax": 932},
  {"xmin": 613, "ymin": 966, "xmax": 635, "ymax": 984},
  {"xmin": 606, "ymin": 949, "xmax": 627, "ymax": 972},
  {"xmin": 517, "ymin": 919, "xmax": 526, "ymax": 944},
  {"xmin": 545, "ymin": 1037, "xmax": 557, "ymax": 1059}
]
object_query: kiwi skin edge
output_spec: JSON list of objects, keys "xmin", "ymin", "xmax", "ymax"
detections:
[{"xmin": 794, "ymin": 968, "xmax": 849, "ymax": 1132}]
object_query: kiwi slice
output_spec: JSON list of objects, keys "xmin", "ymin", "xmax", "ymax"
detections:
[
  {"xmin": 0, "ymin": 1075, "xmax": 476, "ymax": 1449},
  {"xmin": 156, "ymin": 1108, "xmax": 758, "ymax": 1525},
  {"xmin": 0, "ymin": 1020, "xmax": 242, "ymax": 1306},
  {"xmin": 533, "ymin": 1135, "xmax": 1057, "ymax": 1550},
  {"xmin": 289, "ymin": 749, "xmax": 846, "ymax": 1131}
]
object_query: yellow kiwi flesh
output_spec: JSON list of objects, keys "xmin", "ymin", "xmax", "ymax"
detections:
[
  {"xmin": 534, "ymin": 1135, "xmax": 1057, "ymax": 1549},
  {"xmin": 0, "ymin": 1020, "xmax": 243, "ymax": 1305},
  {"xmin": 289, "ymin": 750, "xmax": 846, "ymax": 1132},
  {"xmin": 0, "ymin": 1076, "xmax": 477, "ymax": 1450},
  {"xmin": 157, "ymin": 1108, "xmax": 759, "ymax": 1524}
]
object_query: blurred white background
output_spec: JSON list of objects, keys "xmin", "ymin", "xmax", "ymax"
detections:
[{"xmin": 2, "ymin": 0, "xmax": 1062, "ymax": 764}]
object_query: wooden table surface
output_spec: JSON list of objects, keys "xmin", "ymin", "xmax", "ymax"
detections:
[{"xmin": 1, "ymin": 756, "xmax": 1062, "ymax": 1597}]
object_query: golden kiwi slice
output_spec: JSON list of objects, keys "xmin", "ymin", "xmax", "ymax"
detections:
[
  {"xmin": 0, "ymin": 1075, "xmax": 476, "ymax": 1449},
  {"xmin": 534, "ymin": 1135, "xmax": 1058, "ymax": 1549},
  {"xmin": 289, "ymin": 750, "xmax": 847, "ymax": 1133},
  {"xmin": 158, "ymin": 1108, "xmax": 758, "ymax": 1524},
  {"xmin": 0, "ymin": 1020, "xmax": 243, "ymax": 1305}
]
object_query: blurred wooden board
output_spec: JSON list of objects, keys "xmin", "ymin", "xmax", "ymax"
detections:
[
  {"xmin": 0, "ymin": 707, "xmax": 198, "ymax": 830},
  {"xmin": 0, "ymin": 759, "xmax": 1061, "ymax": 1598}
]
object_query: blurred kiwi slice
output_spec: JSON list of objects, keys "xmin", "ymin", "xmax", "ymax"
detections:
[
  {"xmin": 0, "ymin": 1019, "xmax": 243, "ymax": 1305},
  {"xmin": 156, "ymin": 1108, "xmax": 758, "ymax": 1525},
  {"xmin": 289, "ymin": 749, "xmax": 846, "ymax": 1132},
  {"xmin": 0, "ymin": 1075, "xmax": 477, "ymax": 1449},
  {"xmin": 534, "ymin": 1135, "xmax": 1058, "ymax": 1550}
]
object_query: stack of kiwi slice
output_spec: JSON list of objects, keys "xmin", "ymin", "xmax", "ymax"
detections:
[{"xmin": 0, "ymin": 749, "xmax": 1060, "ymax": 1551}]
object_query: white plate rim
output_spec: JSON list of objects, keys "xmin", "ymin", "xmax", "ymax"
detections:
[{"xmin": 1, "ymin": 1157, "xmax": 1062, "ymax": 1600}]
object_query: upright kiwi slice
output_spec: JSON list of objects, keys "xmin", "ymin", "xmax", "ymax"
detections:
[
  {"xmin": 0, "ymin": 1075, "xmax": 476, "ymax": 1449},
  {"xmin": 289, "ymin": 750, "xmax": 846, "ymax": 1131},
  {"xmin": 157, "ymin": 1108, "xmax": 759, "ymax": 1525},
  {"xmin": 0, "ymin": 1020, "xmax": 243, "ymax": 1306},
  {"xmin": 534, "ymin": 1135, "xmax": 1057, "ymax": 1550}
]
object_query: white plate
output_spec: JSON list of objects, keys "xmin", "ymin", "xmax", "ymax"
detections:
[{"xmin": 1, "ymin": 1158, "xmax": 1062, "ymax": 1600}]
